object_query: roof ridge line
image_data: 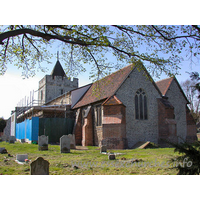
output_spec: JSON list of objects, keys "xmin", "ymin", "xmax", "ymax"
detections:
[{"xmin": 155, "ymin": 77, "xmax": 173, "ymax": 83}]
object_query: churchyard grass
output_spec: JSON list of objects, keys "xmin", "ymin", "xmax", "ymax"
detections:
[{"xmin": 0, "ymin": 141, "xmax": 180, "ymax": 175}]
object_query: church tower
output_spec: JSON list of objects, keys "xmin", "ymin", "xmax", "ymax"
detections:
[{"xmin": 38, "ymin": 57, "xmax": 78, "ymax": 105}]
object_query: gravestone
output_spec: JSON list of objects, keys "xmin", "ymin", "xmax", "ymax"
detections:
[
  {"xmin": 30, "ymin": 157, "xmax": 49, "ymax": 175},
  {"xmin": 108, "ymin": 153, "xmax": 115, "ymax": 160},
  {"xmin": 38, "ymin": 135, "xmax": 48, "ymax": 151},
  {"xmin": 100, "ymin": 145, "xmax": 107, "ymax": 153},
  {"xmin": 68, "ymin": 134, "xmax": 76, "ymax": 149},
  {"xmin": 21, "ymin": 139, "xmax": 25, "ymax": 143},
  {"xmin": 16, "ymin": 154, "xmax": 28, "ymax": 162},
  {"xmin": 9, "ymin": 136, "xmax": 15, "ymax": 143},
  {"xmin": 0, "ymin": 147, "xmax": 7, "ymax": 154},
  {"xmin": 60, "ymin": 135, "xmax": 71, "ymax": 153}
]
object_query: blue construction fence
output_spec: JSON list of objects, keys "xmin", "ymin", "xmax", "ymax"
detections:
[
  {"xmin": 16, "ymin": 117, "xmax": 39, "ymax": 142},
  {"xmin": 16, "ymin": 117, "xmax": 75, "ymax": 143}
]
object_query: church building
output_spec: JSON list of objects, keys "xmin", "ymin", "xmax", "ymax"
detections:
[
  {"xmin": 6, "ymin": 59, "xmax": 197, "ymax": 148},
  {"xmin": 45, "ymin": 62, "xmax": 197, "ymax": 149}
]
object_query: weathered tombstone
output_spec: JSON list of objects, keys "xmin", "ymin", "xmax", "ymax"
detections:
[
  {"xmin": 100, "ymin": 145, "xmax": 107, "ymax": 153},
  {"xmin": 21, "ymin": 139, "xmax": 25, "ymax": 143},
  {"xmin": 16, "ymin": 154, "xmax": 28, "ymax": 162},
  {"xmin": 9, "ymin": 136, "xmax": 15, "ymax": 143},
  {"xmin": 108, "ymin": 153, "xmax": 116, "ymax": 160},
  {"xmin": 60, "ymin": 135, "xmax": 71, "ymax": 153},
  {"xmin": 30, "ymin": 157, "xmax": 49, "ymax": 175},
  {"xmin": 1, "ymin": 135, "xmax": 7, "ymax": 142},
  {"xmin": 0, "ymin": 147, "xmax": 7, "ymax": 154},
  {"xmin": 38, "ymin": 135, "xmax": 48, "ymax": 151},
  {"xmin": 68, "ymin": 134, "xmax": 76, "ymax": 149}
]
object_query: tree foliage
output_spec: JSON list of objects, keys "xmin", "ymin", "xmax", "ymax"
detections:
[
  {"xmin": 0, "ymin": 117, "xmax": 6, "ymax": 132},
  {"xmin": 181, "ymin": 79, "xmax": 200, "ymax": 122},
  {"xmin": 0, "ymin": 25, "xmax": 200, "ymax": 80},
  {"xmin": 170, "ymin": 141, "xmax": 200, "ymax": 175},
  {"xmin": 190, "ymin": 71, "xmax": 200, "ymax": 97}
]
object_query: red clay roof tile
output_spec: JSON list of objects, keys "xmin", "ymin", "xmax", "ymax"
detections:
[
  {"xmin": 155, "ymin": 77, "xmax": 173, "ymax": 96},
  {"xmin": 72, "ymin": 64, "xmax": 133, "ymax": 109}
]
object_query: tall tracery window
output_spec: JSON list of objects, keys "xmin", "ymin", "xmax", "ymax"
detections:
[{"xmin": 135, "ymin": 88, "xmax": 148, "ymax": 120}]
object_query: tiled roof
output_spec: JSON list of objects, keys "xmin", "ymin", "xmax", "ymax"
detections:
[
  {"xmin": 51, "ymin": 60, "xmax": 66, "ymax": 77},
  {"xmin": 155, "ymin": 77, "xmax": 173, "ymax": 96},
  {"xmin": 72, "ymin": 64, "xmax": 134, "ymax": 109},
  {"xmin": 156, "ymin": 77, "xmax": 189, "ymax": 103},
  {"xmin": 102, "ymin": 95, "xmax": 124, "ymax": 106}
]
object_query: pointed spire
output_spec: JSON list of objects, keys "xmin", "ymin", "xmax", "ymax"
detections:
[
  {"xmin": 51, "ymin": 57, "xmax": 66, "ymax": 77},
  {"xmin": 57, "ymin": 51, "xmax": 59, "ymax": 61}
]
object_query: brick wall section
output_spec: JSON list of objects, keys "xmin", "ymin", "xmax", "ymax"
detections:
[
  {"xmin": 102, "ymin": 102, "xmax": 127, "ymax": 149},
  {"xmin": 93, "ymin": 103, "xmax": 103, "ymax": 146},
  {"xmin": 82, "ymin": 107, "xmax": 93, "ymax": 146},
  {"xmin": 157, "ymin": 98, "xmax": 178, "ymax": 146},
  {"xmin": 186, "ymin": 106, "xmax": 197, "ymax": 143},
  {"xmin": 115, "ymin": 68, "xmax": 161, "ymax": 148},
  {"xmin": 72, "ymin": 109, "xmax": 82, "ymax": 145}
]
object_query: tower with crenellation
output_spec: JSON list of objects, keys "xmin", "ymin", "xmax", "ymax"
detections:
[{"xmin": 38, "ymin": 58, "xmax": 78, "ymax": 105}]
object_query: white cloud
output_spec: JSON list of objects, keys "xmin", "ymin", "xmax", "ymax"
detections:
[{"xmin": 0, "ymin": 73, "xmax": 41, "ymax": 119}]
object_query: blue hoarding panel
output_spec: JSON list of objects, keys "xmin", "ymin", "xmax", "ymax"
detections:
[
  {"xmin": 26, "ymin": 119, "xmax": 32, "ymax": 140},
  {"xmin": 16, "ymin": 117, "xmax": 39, "ymax": 142},
  {"xmin": 32, "ymin": 117, "xmax": 39, "ymax": 141},
  {"xmin": 16, "ymin": 121, "xmax": 25, "ymax": 139}
]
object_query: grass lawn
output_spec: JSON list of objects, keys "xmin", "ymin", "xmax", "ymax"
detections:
[{"xmin": 0, "ymin": 141, "xmax": 180, "ymax": 175}]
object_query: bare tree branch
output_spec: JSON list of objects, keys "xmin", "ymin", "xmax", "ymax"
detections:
[{"xmin": 0, "ymin": 28, "xmax": 92, "ymax": 46}]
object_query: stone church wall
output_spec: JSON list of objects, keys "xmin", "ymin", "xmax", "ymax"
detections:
[
  {"xmin": 115, "ymin": 68, "xmax": 161, "ymax": 148},
  {"xmin": 165, "ymin": 80, "xmax": 188, "ymax": 143}
]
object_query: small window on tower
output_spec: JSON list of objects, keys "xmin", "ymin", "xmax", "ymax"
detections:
[
  {"xmin": 61, "ymin": 89, "xmax": 64, "ymax": 95},
  {"xmin": 41, "ymin": 91, "xmax": 43, "ymax": 100}
]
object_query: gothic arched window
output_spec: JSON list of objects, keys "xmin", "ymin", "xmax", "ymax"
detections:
[{"xmin": 135, "ymin": 88, "xmax": 148, "ymax": 120}]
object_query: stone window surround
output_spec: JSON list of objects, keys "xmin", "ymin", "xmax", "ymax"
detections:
[{"xmin": 135, "ymin": 88, "xmax": 148, "ymax": 120}]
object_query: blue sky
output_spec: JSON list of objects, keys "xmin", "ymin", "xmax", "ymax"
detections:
[
  {"xmin": 0, "ymin": 25, "xmax": 200, "ymax": 119},
  {"xmin": 0, "ymin": 49, "xmax": 199, "ymax": 119}
]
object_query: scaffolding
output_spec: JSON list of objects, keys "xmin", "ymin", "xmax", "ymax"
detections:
[{"xmin": 14, "ymin": 89, "xmax": 44, "ymax": 121}]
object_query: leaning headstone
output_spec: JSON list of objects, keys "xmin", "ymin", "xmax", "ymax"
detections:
[
  {"xmin": 60, "ymin": 135, "xmax": 71, "ymax": 153},
  {"xmin": 68, "ymin": 134, "xmax": 76, "ymax": 149},
  {"xmin": 100, "ymin": 145, "xmax": 107, "ymax": 153},
  {"xmin": 16, "ymin": 154, "xmax": 28, "ymax": 162},
  {"xmin": 9, "ymin": 136, "xmax": 15, "ymax": 143},
  {"xmin": 30, "ymin": 157, "xmax": 49, "ymax": 175},
  {"xmin": 0, "ymin": 147, "xmax": 7, "ymax": 154},
  {"xmin": 38, "ymin": 135, "xmax": 48, "ymax": 151},
  {"xmin": 108, "ymin": 153, "xmax": 116, "ymax": 160},
  {"xmin": 21, "ymin": 139, "xmax": 25, "ymax": 143},
  {"xmin": 1, "ymin": 135, "xmax": 7, "ymax": 142}
]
